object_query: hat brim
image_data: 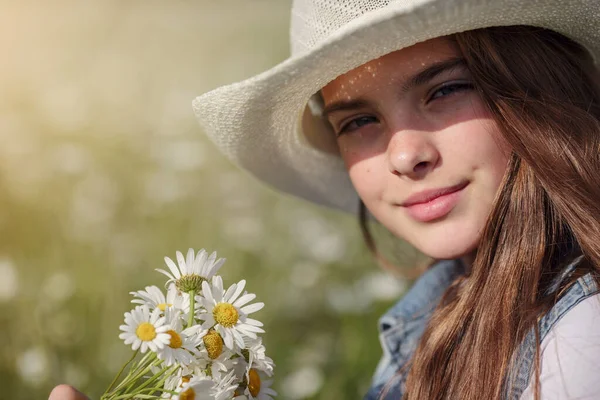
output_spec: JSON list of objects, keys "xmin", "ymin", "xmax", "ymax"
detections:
[{"xmin": 193, "ymin": 0, "xmax": 600, "ymax": 213}]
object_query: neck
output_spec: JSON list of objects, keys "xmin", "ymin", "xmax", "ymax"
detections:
[{"xmin": 460, "ymin": 250, "xmax": 477, "ymax": 274}]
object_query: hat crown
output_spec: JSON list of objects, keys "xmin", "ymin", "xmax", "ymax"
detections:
[{"xmin": 290, "ymin": 0, "xmax": 400, "ymax": 55}]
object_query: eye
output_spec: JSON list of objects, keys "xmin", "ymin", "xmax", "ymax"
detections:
[
  {"xmin": 338, "ymin": 115, "xmax": 379, "ymax": 136},
  {"xmin": 427, "ymin": 82, "xmax": 474, "ymax": 103}
]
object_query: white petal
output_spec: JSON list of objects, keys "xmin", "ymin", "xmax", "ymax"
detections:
[
  {"xmin": 237, "ymin": 328, "xmax": 258, "ymax": 340},
  {"xmin": 196, "ymin": 249, "xmax": 208, "ymax": 271},
  {"xmin": 239, "ymin": 324, "xmax": 264, "ymax": 333},
  {"xmin": 213, "ymin": 276, "xmax": 224, "ymax": 302},
  {"xmin": 241, "ymin": 302, "xmax": 264, "ymax": 315},
  {"xmin": 207, "ymin": 258, "xmax": 225, "ymax": 279},
  {"xmin": 219, "ymin": 327, "xmax": 234, "ymax": 349},
  {"xmin": 156, "ymin": 334, "xmax": 170, "ymax": 347},
  {"xmin": 228, "ymin": 280, "xmax": 246, "ymax": 303},
  {"xmin": 244, "ymin": 318, "xmax": 264, "ymax": 327},
  {"xmin": 124, "ymin": 312, "xmax": 135, "ymax": 326},
  {"xmin": 150, "ymin": 308, "xmax": 162, "ymax": 324},
  {"xmin": 203, "ymin": 252, "xmax": 217, "ymax": 277},
  {"xmin": 232, "ymin": 329, "xmax": 246, "ymax": 348},
  {"xmin": 155, "ymin": 268, "xmax": 176, "ymax": 283},
  {"xmin": 207, "ymin": 251, "xmax": 217, "ymax": 266},
  {"xmin": 176, "ymin": 251, "xmax": 186, "ymax": 274},
  {"xmin": 163, "ymin": 257, "xmax": 181, "ymax": 278},
  {"xmin": 129, "ymin": 313, "xmax": 139, "ymax": 327},
  {"xmin": 234, "ymin": 293, "xmax": 256, "ymax": 308},
  {"xmin": 186, "ymin": 248, "xmax": 195, "ymax": 270},
  {"xmin": 132, "ymin": 339, "xmax": 141, "ymax": 350},
  {"xmin": 223, "ymin": 283, "xmax": 238, "ymax": 304},
  {"xmin": 138, "ymin": 306, "xmax": 149, "ymax": 323},
  {"xmin": 156, "ymin": 325, "xmax": 170, "ymax": 333},
  {"xmin": 166, "ymin": 284, "xmax": 178, "ymax": 303},
  {"xmin": 124, "ymin": 336, "xmax": 137, "ymax": 345},
  {"xmin": 201, "ymin": 319, "xmax": 214, "ymax": 330},
  {"xmin": 201, "ymin": 281, "xmax": 214, "ymax": 304}
]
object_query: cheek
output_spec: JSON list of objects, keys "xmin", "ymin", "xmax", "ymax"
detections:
[
  {"xmin": 449, "ymin": 119, "xmax": 510, "ymax": 211},
  {"xmin": 475, "ymin": 128, "xmax": 510, "ymax": 182},
  {"xmin": 345, "ymin": 155, "xmax": 383, "ymax": 202},
  {"xmin": 450, "ymin": 118, "xmax": 509, "ymax": 171},
  {"xmin": 338, "ymin": 136, "xmax": 381, "ymax": 178}
]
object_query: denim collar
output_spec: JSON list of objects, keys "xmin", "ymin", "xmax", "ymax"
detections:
[
  {"xmin": 367, "ymin": 255, "xmax": 592, "ymax": 400},
  {"xmin": 378, "ymin": 259, "xmax": 464, "ymax": 339}
]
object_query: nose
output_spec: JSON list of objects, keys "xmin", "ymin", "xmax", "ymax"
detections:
[{"xmin": 386, "ymin": 131, "xmax": 440, "ymax": 179}]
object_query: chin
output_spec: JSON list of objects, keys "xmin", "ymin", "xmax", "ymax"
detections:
[
  {"xmin": 419, "ymin": 244, "xmax": 476, "ymax": 261},
  {"xmin": 409, "ymin": 227, "xmax": 481, "ymax": 261}
]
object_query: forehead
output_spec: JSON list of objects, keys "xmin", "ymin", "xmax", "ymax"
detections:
[{"xmin": 321, "ymin": 36, "xmax": 459, "ymax": 103}]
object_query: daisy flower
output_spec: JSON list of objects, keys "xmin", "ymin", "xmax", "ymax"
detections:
[
  {"xmin": 246, "ymin": 369, "xmax": 277, "ymax": 400},
  {"xmin": 161, "ymin": 366, "xmax": 211, "ymax": 398},
  {"xmin": 156, "ymin": 248, "xmax": 226, "ymax": 294},
  {"xmin": 213, "ymin": 370, "xmax": 240, "ymax": 400},
  {"xmin": 200, "ymin": 329, "xmax": 228, "ymax": 360},
  {"xmin": 119, "ymin": 305, "xmax": 170, "ymax": 353},
  {"xmin": 244, "ymin": 338, "xmax": 275, "ymax": 377},
  {"xmin": 130, "ymin": 284, "xmax": 189, "ymax": 314},
  {"xmin": 171, "ymin": 376, "xmax": 216, "ymax": 400},
  {"xmin": 193, "ymin": 329, "xmax": 238, "ymax": 380},
  {"xmin": 208, "ymin": 349, "xmax": 238, "ymax": 381},
  {"xmin": 161, "ymin": 371, "xmax": 189, "ymax": 399},
  {"xmin": 157, "ymin": 308, "xmax": 206, "ymax": 366},
  {"xmin": 198, "ymin": 276, "xmax": 265, "ymax": 350}
]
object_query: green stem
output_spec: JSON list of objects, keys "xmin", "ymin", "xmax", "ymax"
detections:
[
  {"xmin": 109, "ymin": 352, "xmax": 158, "ymax": 395},
  {"xmin": 122, "ymin": 358, "xmax": 162, "ymax": 393},
  {"xmin": 103, "ymin": 349, "xmax": 139, "ymax": 395},
  {"xmin": 110, "ymin": 386, "xmax": 179, "ymax": 400},
  {"xmin": 188, "ymin": 290, "xmax": 195, "ymax": 328},
  {"xmin": 132, "ymin": 364, "xmax": 176, "ymax": 394},
  {"xmin": 149, "ymin": 367, "xmax": 179, "ymax": 394},
  {"xmin": 120, "ymin": 350, "xmax": 153, "ymax": 384}
]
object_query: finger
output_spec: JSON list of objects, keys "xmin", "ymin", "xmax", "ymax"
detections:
[{"xmin": 48, "ymin": 384, "xmax": 89, "ymax": 400}]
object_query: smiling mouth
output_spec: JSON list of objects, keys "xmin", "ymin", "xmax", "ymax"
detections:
[
  {"xmin": 400, "ymin": 181, "xmax": 469, "ymax": 222},
  {"xmin": 401, "ymin": 181, "xmax": 469, "ymax": 206}
]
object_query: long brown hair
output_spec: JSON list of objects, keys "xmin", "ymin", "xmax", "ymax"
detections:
[{"xmin": 363, "ymin": 26, "xmax": 600, "ymax": 399}]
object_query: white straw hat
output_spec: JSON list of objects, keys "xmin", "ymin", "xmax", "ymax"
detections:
[{"xmin": 192, "ymin": 0, "xmax": 600, "ymax": 213}]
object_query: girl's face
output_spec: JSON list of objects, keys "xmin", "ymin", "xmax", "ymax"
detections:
[{"xmin": 321, "ymin": 37, "xmax": 510, "ymax": 260}]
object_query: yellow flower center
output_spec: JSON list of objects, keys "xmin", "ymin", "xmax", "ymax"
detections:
[
  {"xmin": 248, "ymin": 368, "xmax": 261, "ymax": 397},
  {"xmin": 167, "ymin": 330, "xmax": 182, "ymax": 349},
  {"xmin": 203, "ymin": 330, "xmax": 224, "ymax": 359},
  {"xmin": 157, "ymin": 303, "xmax": 172, "ymax": 311},
  {"xmin": 213, "ymin": 303, "xmax": 239, "ymax": 327},
  {"xmin": 181, "ymin": 375, "xmax": 191, "ymax": 384},
  {"xmin": 179, "ymin": 388, "xmax": 195, "ymax": 400},
  {"xmin": 135, "ymin": 322, "xmax": 157, "ymax": 341}
]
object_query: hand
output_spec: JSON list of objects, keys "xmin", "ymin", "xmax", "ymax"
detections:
[{"xmin": 48, "ymin": 385, "xmax": 89, "ymax": 400}]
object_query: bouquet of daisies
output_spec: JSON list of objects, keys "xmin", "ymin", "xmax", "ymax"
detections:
[{"xmin": 101, "ymin": 249, "xmax": 276, "ymax": 400}]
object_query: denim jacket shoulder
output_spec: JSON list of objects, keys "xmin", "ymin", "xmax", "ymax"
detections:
[
  {"xmin": 504, "ymin": 259, "xmax": 600, "ymax": 398},
  {"xmin": 364, "ymin": 257, "xmax": 599, "ymax": 400},
  {"xmin": 364, "ymin": 259, "xmax": 464, "ymax": 400}
]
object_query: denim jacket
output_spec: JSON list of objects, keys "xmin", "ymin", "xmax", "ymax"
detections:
[{"xmin": 364, "ymin": 258, "xmax": 599, "ymax": 400}]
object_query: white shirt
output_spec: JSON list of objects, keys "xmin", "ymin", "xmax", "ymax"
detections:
[{"xmin": 519, "ymin": 294, "xmax": 600, "ymax": 399}]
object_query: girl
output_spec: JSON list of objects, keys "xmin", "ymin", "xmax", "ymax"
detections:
[{"xmin": 51, "ymin": 0, "xmax": 600, "ymax": 399}]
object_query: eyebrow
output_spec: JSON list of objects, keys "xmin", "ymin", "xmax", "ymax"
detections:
[{"xmin": 321, "ymin": 57, "xmax": 467, "ymax": 120}]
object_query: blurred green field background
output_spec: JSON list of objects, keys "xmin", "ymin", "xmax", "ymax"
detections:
[{"xmin": 0, "ymin": 1, "xmax": 421, "ymax": 398}]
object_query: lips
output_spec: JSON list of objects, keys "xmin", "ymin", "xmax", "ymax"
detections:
[
  {"xmin": 401, "ymin": 181, "xmax": 469, "ymax": 207},
  {"xmin": 400, "ymin": 181, "xmax": 469, "ymax": 222}
]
